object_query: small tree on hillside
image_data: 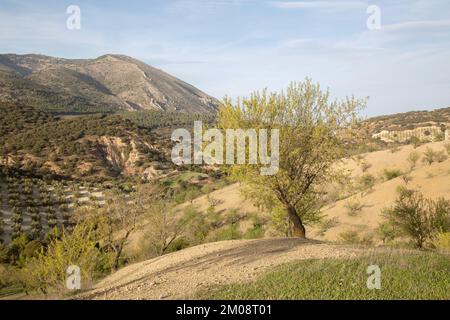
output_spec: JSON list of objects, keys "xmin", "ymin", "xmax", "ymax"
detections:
[
  {"xmin": 218, "ymin": 79, "xmax": 365, "ymax": 238},
  {"xmin": 100, "ymin": 186, "xmax": 151, "ymax": 271}
]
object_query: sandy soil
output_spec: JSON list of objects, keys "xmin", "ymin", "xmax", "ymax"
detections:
[
  {"xmin": 314, "ymin": 141, "xmax": 450, "ymax": 240},
  {"xmin": 79, "ymin": 238, "xmax": 363, "ymax": 300}
]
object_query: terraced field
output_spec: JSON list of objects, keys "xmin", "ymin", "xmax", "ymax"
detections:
[{"xmin": 0, "ymin": 176, "xmax": 104, "ymax": 244}]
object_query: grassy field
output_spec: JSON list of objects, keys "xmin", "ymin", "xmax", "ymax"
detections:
[{"xmin": 197, "ymin": 251, "xmax": 450, "ymax": 300}]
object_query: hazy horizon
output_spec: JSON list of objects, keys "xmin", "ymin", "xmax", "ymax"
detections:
[{"xmin": 1, "ymin": 0, "xmax": 450, "ymax": 117}]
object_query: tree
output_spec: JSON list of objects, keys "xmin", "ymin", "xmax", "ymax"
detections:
[
  {"xmin": 100, "ymin": 186, "xmax": 149, "ymax": 271},
  {"xmin": 218, "ymin": 80, "xmax": 365, "ymax": 238},
  {"xmin": 383, "ymin": 187, "xmax": 450, "ymax": 248},
  {"xmin": 140, "ymin": 202, "xmax": 191, "ymax": 257}
]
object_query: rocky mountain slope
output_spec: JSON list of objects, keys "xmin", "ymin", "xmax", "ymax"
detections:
[{"xmin": 0, "ymin": 54, "xmax": 218, "ymax": 114}]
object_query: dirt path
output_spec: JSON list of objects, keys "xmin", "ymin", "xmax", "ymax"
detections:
[{"xmin": 79, "ymin": 238, "xmax": 364, "ymax": 300}]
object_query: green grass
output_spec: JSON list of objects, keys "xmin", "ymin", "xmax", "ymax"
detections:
[{"xmin": 196, "ymin": 252, "xmax": 450, "ymax": 300}]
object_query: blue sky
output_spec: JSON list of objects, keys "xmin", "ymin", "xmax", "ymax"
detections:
[{"xmin": 1, "ymin": 0, "xmax": 450, "ymax": 116}]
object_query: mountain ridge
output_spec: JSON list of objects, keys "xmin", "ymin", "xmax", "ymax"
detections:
[{"xmin": 0, "ymin": 53, "xmax": 218, "ymax": 114}]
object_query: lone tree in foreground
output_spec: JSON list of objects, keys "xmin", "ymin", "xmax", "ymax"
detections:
[{"xmin": 218, "ymin": 79, "xmax": 365, "ymax": 238}]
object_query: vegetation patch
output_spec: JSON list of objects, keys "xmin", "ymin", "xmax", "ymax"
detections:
[{"xmin": 196, "ymin": 252, "xmax": 450, "ymax": 300}]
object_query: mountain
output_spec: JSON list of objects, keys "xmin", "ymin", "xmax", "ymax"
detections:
[{"xmin": 0, "ymin": 53, "xmax": 218, "ymax": 114}]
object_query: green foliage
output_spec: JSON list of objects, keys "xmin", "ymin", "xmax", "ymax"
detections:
[
  {"xmin": 197, "ymin": 252, "xmax": 450, "ymax": 299},
  {"xmin": 422, "ymin": 147, "xmax": 437, "ymax": 165},
  {"xmin": 358, "ymin": 173, "xmax": 376, "ymax": 192},
  {"xmin": 338, "ymin": 230, "xmax": 372, "ymax": 245},
  {"xmin": 376, "ymin": 222, "xmax": 401, "ymax": 244},
  {"xmin": 120, "ymin": 110, "xmax": 215, "ymax": 130},
  {"xmin": 244, "ymin": 215, "xmax": 264, "ymax": 239},
  {"xmin": 0, "ymin": 106, "xmax": 170, "ymax": 179},
  {"xmin": 383, "ymin": 187, "xmax": 450, "ymax": 248},
  {"xmin": 383, "ymin": 168, "xmax": 403, "ymax": 181},
  {"xmin": 410, "ymin": 136, "xmax": 423, "ymax": 148},
  {"xmin": 218, "ymin": 79, "xmax": 365, "ymax": 237},
  {"xmin": 407, "ymin": 151, "xmax": 420, "ymax": 169},
  {"xmin": 20, "ymin": 218, "xmax": 112, "ymax": 295}
]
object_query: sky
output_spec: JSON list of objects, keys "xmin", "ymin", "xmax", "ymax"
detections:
[{"xmin": 1, "ymin": 0, "xmax": 450, "ymax": 116}]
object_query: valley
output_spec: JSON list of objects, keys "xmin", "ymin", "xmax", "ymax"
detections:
[{"xmin": 0, "ymin": 54, "xmax": 449, "ymax": 301}]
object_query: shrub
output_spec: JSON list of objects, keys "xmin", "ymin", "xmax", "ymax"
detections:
[
  {"xmin": 383, "ymin": 168, "xmax": 403, "ymax": 181},
  {"xmin": 377, "ymin": 222, "xmax": 401, "ymax": 244},
  {"xmin": 360, "ymin": 161, "xmax": 371, "ymax": 173},
  {"xmin": 383, "ymin": 187, "xmax": 450, "ymax": 248},
  {"xmin": 359, "ymin": 174, "xmax": 375, "ymax": 191},
  {"xmin": 344, "ymin": 200, "xmax": 364, "ymax": 217},
  {"xmin": 339, "ymin": 230, "xmax": 373, "ymax": 245},
  {"xmin": 422, "ymin": 147, "xmax": 437, "ymax": 165},
  {"xmin": 20, "ymin": 219, "xmax": 110, "ymax": 295},
  {"xmin": 432, "ymin": 232, "xmax": 450, "ymax": 251},
  {"xmin": 410, "ymin": 136, "xmax": 422, "ymax": 148},
  {"xmin": 407, "ymin": 151, "xmax": 420, "ymax": 170}
]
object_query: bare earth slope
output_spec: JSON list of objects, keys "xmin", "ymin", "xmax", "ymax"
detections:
[
  {"xmin": 0, "ymin": 53, "xmax": 218, "ymax": 113},
  {"xmin": 80, "ymin": 238, "xmax": 362, "ymax": 300}
]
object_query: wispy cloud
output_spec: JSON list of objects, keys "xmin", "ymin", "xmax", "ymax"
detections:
[
  {"xmin": 381, "ymin": 19, "xmax": 450, "ymax": 32},
  {"xmin": 269, "ymin": 1, "xmax": 366, "ymax": 9}
]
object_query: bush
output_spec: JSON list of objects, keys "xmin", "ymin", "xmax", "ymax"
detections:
[
  {"xmin": 339, "ymin": 230, "xmax": 372, "ymax": 245},
  {"xmin": 422, "ymin": 147, "xmax": 437, "ymax": 165},
  {"xmin": 383, "ymin": 168, "xmax": 403, "ymax": 181},
  {"xmin": 344, "ymin": 200, "xmax": 364, "ymax": 217},
  {"xmin": 377, "ymin": 222, "xmax": 401, "ymax": 244},
  {"xmin": 432, "ymin": 232, "xmax": 450, "ymax": 251},
  {"xmin": 359, "ymin": 174, "xmax": 375, "ymax": 192},
  {"xmin": 383, "ymin": 187, "xmax": 450, "ymax": 248},
  {"xmin": 20, "ymin": 218, "xmax": 112, "ymax": 295},
  {"xmin": 407, "ymin": 151, "xmax": 420, "ymax": 169}
]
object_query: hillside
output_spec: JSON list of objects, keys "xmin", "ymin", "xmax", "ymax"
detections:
[
  {"xmin": 0, "ymin": 104, "xmax": 219, "ymax": 181},
  {"xmin": 0, "ymin": 54, "xmax": 218, "ymax": 114},
  {"xmin": 148, "ymin": 140, "xmax": 450, "ymax": 245},
  {"xmin": 363, "ymin": 107, "xmax": 450, "ymax": 144},
  {"xmin": 78, "ymin": 238, "xmax": 449, "ymax": 300},
  {"xmin": 314, "ymin": 141, "xmax": 450, "ymax": 242},
  {"xmin": 79, "ymin": 238, "xmax": 363, "ymax": 300},
  {"xmin": 0, "ymin": 105, "xmax": 174, "ymax": 180}
]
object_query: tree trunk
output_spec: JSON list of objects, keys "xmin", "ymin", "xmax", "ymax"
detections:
[
  {"xmin": 286, "ymin": 206, "xmax": 306, "ymax": 238},
  {"xmin": 112, "ymin": 244, "xmax": 124, "ymax": 271}
]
